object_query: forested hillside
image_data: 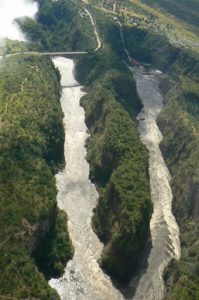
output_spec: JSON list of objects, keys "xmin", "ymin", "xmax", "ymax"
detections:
[
  {"xmin": 2, "ymin": 0, "xmax": 198, "ymax": 298},
  {"xmin": 0, "ymin": 39, "xmax": 37, "ymax": 55},
  {"xmin": 20, "ymin": 0, "xmax": 152, "ymax": 285},
  {"xmin": 122, "ymin": 26, "xmax": 199, "ymax": 299},
  {"xmin": 76, "ymin": 12, "xmax": 152, "ymax": 282},
  {"xmin": 159, "ymin": 54, "xmax": 199, "ymax": 300},
  {"xmin": 0, "ymin": 55, "xmax": 73, "ymax": 299},
  {"xmin": 17, "ymin": 0, "xmax": 96, "ymax": 51}
]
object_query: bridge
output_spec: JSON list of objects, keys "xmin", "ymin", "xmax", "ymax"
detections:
[{"xmin": 22, "ymin": 51, "xmax": 88, "ymax": 59}]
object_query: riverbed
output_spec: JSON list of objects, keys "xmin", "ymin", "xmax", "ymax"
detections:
[
  {"xmin": 49, "ymin": 57, "xmax": 123, "ymax": 300},
  {"xmin": 131, "ymin": 67, "xmax": 181, "ymax": 300}
]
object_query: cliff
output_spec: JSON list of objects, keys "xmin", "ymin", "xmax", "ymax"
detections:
[
  {"xmin": 123, "ymin": 26, "xmax": 199, "ymax": 299},
  {"xmin": 76, "ymin": 49, "xmax": 151, "ymax": 283},
  {"xmin": 19, "ymin": 0, "xmax": 152, "ymax": 285},
  {"xmin": 0, "ymin": 54, "xmax": 73, "ymax": 299}
]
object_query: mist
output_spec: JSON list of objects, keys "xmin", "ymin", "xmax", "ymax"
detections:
[{"xmin": 0, "ymin": 0, "xmax": 38, "ymax": 41}]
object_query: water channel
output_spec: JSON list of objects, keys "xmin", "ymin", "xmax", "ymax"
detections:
[
  {"xmin": 48, "ymin": 57, "xmax": 181, "ymax": 300},
  {"xmin": 116, "ymin": 23, "xmax": 181, "ymax": 299},
  {"xmin": 49, "ymin": 57, "xmax": 123, "ymax": 300},
  {"xmin": 131, "ymin": 67, "xmax": 181, "ymax": 300},
  {"xmin": 49, "ymin": 19, "xmax": 181, "ymax": 300}
]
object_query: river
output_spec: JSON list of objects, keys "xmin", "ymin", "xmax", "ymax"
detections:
[
  {"xmin": 116, "ymin": 23, "xmax": 181, "ymax": 299},
  {"xmin": 130, "ymin": 67, "xmax": 181, "ymax": 300},
  {"xmin": 49, "ymin": 57, "xmax": 181, "ymax": 300},
  {"xmin": 49, "ymin": 57, "xmax": 123, "ymax": 300}
]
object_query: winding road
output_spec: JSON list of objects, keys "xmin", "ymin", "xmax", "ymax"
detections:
[{"xmin": 84, "ymin": 8, "xmax": 102, "ymax": 51}]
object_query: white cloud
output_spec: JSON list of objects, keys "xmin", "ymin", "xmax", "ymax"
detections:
[{"xmin": 0, "ymin": 0, "xmax": 38, "ymax": 41}]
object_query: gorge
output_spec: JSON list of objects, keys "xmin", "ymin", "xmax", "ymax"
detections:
[
  {"xmin": 132, "ymin": 68, "xmax": 180, "ymax": 300},
  {"xmin": 0, "ymin": 0, "xmax": 198, "ymax": 299},
  {"xmin": 49, "ymin": 57, "xmax": 123, "ymax": 300}
]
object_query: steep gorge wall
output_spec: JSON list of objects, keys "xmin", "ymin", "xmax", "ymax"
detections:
[
  {"xmin": 76, "ymin": 51, "xmax": 152, "ymax": 283},
  {"xmin": 123, "ymin": 26, "xmax": 199, "ymax": 299},
  {"xmin": 0, "ymin": 55, "xmax": 73, "ymax": 299}
]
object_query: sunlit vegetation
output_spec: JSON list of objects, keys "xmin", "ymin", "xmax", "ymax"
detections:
[
  {"xmin": 76, "ymin": 11, "xmax": 152, "ymax": 281},
  {"xmin": 17, "ymin": 0, "xmax": 97, "ymax": 51},
  {"xmin": 77, "ymin": 42, "xmax": 151, "ymax": 282},
  {"xmin": 159, "ymin": 89, "xmax": 199, "ymax": 300},
  {"xmin": 5, "ymin": 0, "xmax": 198, "ymax": 296},
  {"xmin": 0, "ymin": 55, "xmax": 73, "ymax": 299},
  {"xmin": 142, "ymin": 0, "xmax": 199, "ymax": 28},
  {"xmin": 0, "ymin": 38, "xmax": 38, "ymax": 55},
  {"xmin": 159, "ymin": 101, "xmax": 199, "ymax": 300},
  {"xmin": 89, "ymin": 0, "xmax": 199, "ymax": 51},
  {"xmin": 125, "ymin": 24, "xmax": 199, "ymax": 300}
]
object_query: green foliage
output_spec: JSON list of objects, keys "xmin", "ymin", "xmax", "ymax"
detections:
[
  {"xmin": 75, "ymin": 8, "xmax": 129, "ymax": 84},
  {"xmin": 0, "ymin": 38, "xmax": 37, "ymax": 55},
  {"xmin": 0, "ymin": 54, "xmax": 72, "ymax": 298},
  {"xmin": 149, "ymin": 34, "xmax": 199, "ymax": 299},
  {"xmin": 164, "ymin": 221, "xmax": 199, "ymax": 300},
  {"xmin": 0, "ymin": 242, "xmax": 59, "ymax": 299},
  {"xmin": 33, "ymin": 209, "xmax": 74, "ymax": 279},
  {"xmin": 82, "ymin": 12, "xmax": 199, "ymax": 291},
  {"xmin": 78, "ymin": 49, "xmax": 151, "ymax": 282},
  {"xmin": 88, "ymin": 7, "xmax": 126, "ymax": 59},
  {"xmin": 18, "ymin": 0, "xmax": 96, "ymax": 51},
  {"xmin": 123, "ymin": 26, "xmax": 180, "ymax": 70},
  {"xmin": 159, "ymin": 98, "xmax": 199, "ymax": 299},
  {"xmin": 76, "ymin": 46, "xmax": 126, "ymax": 85},
  {"xmin": 76, "ymin": 10, "xmax": 151, "ymax": 283}
]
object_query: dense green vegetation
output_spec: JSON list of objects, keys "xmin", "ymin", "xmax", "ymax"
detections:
[
  {"xmin": 6, "ymin": 0, "xmax": 198, "ymax": 296},
  {"xmin": 77, "ymin": 41, "xmax": 151, "ymax": 282},
  {"xmin": 0, "ymin": 54, "xmax": 73, "ymax": 299},
  {"xmin": 159, "ymin": 71, "xmax": 199, "ymax": 300},
  {"xmin": 18, "ymin": 0, "xmax": 152, "ymax": 285},
  {"xmin": 0, "ymin": 38, "xmax": 37, "ymax": 55},
  {"xmin": 17, "ymin": 0, "xmax": 96, "ymax": 51},
  {"xmin": 33, "ymin": 210, "xmax": 73, "ymax": 279},
  {"xmin": 122, "ymin": 24, "xmax": 199, "ymax": 299},
  {"xmin": 123, "ymin": 26, "xmax": 180, "ymax": 69}
]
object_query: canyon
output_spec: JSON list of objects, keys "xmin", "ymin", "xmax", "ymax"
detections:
[{"xmin": 0, "ymin": 0, "xmax": 198, "ymax": 299}]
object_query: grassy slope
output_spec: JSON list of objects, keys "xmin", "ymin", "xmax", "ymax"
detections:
[
  {"xmin": 0, "ymin": 55, "xmax": 73, "ymax": 299},
  {"xmin": 142, "ymin": 0, "xmax": 199, "ymax": 27}
]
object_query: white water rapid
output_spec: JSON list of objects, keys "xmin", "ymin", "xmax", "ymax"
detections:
[
  {"xmin": 117, "ymin": 23, "xmax": 180, "ymax": 299},
  {"xmin": 131, "ymin": 67, "xmax": 181, "ymax": 300},
  {"xmin": 49, "ymin": 57, "xmax": 123, "ymax": 300}
]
